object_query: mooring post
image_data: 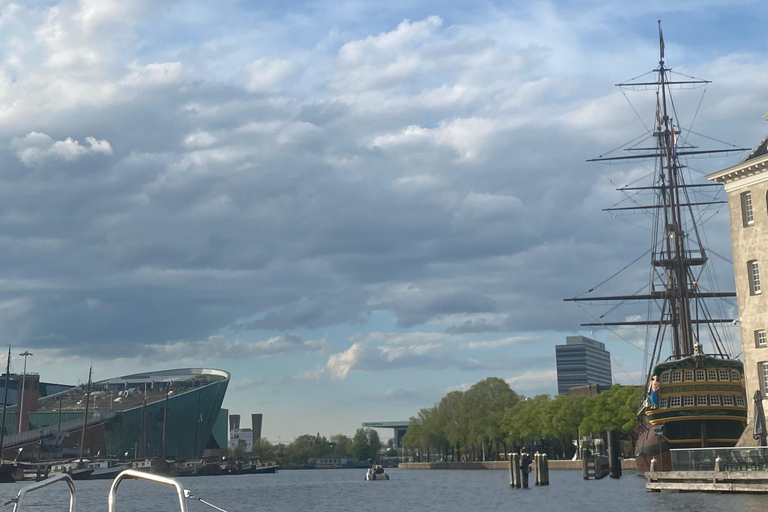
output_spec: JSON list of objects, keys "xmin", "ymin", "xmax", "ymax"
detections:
[
  {"xmin": 714, "ymin": 456, "xmax": 722, "ymax": 472},
  {"xmin": 650, "ymin": 458, "xmax": 658, "ymax": 472},
  {"xmin": 539, "ymin": 453, "xmax": 549, "ymax": 485},
  {"xmin": 581, "ymin": 447, "xmax": 589, "ymax": 480},
  {"xmin": 509, "ymin": 452, "xmax": 521, "ymax": 488},
  {"xmin": 521, "ymin": 453, "xmax": 531, "ymax": 489},
  {"xmin": 607, "ymin": 430, "xmax": 621, "ymax": 479},
  {"xmin": 534, "ymin": 453, "xmax": 540, "ymax": 485}
]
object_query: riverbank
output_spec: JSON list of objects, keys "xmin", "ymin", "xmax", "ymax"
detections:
[{"xmin": 399, "ymin": 459, "xmax": 637, "ymax": 470}]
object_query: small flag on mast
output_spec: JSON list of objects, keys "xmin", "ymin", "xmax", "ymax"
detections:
[
  {"xmin": 658, "ymin": 20, "xmax": 665, "ymax": 59},
  {"xmin": 656, "ymin": 94, "xmax": 663, "ymax": 128}
]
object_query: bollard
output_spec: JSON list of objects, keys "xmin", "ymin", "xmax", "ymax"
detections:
[
  {"xmin": 650, "ymin": 458, "xmax": 658, "ymax": 472},
  {"xmin": 581, "ymin": 447, "xmax": 589, "ymax": 480},
  {"xmin": 534, "ymin": 453, "xmax": 540, "ymax": 486},
  {"xmin": 714, "ymin": 457, "xmax": 722, "ymax": 472},
  {"xmin": 607, "ymin": 430, "xmax": 622, "ymax": 479},
  {"xmin": 521, "ymin": 453, "xmax": 531, "ymax": 488},
  {"xmin": 509, "ymin": 453, "xmax": 521, "ymax": 488},
  {"xmin": 539, "ymin": 453, "xmax": 549, "ymax": 485}
]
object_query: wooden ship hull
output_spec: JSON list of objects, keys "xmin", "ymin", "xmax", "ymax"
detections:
[{"xmin": 635, "ymin": 356, "xmax": 747, "ymax": 474}]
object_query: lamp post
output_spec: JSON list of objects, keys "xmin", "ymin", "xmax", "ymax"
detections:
[{"xmin": 17, "ymin": 351, "xmax": 32, "ymax": 434}]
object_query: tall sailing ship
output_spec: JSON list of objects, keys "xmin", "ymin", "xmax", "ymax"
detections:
[{"xmin": 566, "ymin": 23, "xmax": 748, "ymax": 473}]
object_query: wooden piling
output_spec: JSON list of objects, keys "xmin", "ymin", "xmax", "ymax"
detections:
[
  {"xmin": 607, "ymin": 430, "xmax": 622, "ymax": 479},
  {"xmin": 581, "ymin": 448, "xmax": 589, "ymax": 480},
  {"xmin": 535, "ymin": 453, "xmax": 549, "ymax": 485},
  {"xmin": 509, "ymin": 453, "xmax": 521, "ymax": 488}
]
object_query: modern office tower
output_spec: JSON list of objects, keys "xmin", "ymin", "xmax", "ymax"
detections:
[{"xmin": 555, "ymin": 335, "xmax": 612, "ymax": 395}]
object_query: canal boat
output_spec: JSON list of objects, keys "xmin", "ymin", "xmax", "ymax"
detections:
[{"xmin": 566, "ymin": 22, "xmax": 748, "ymax": 474}]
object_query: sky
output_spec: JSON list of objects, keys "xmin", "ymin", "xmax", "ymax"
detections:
[{"xmin": 0, "ymin": 0, "xmax": 766, "ymax": 442}]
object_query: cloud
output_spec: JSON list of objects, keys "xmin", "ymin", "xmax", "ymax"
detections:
[
  {"xmin": 10, "ymin": 132, "xmax": 112, "ymax": 167},
  {"xmin": 242, "ymin": 58, "xmax": 297, "ymax": 92}
]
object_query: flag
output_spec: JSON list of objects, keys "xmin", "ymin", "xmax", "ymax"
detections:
[
  {"xmin": 658, "ymin": 21, "xmax": 665, "ymax": 59},
  {"xmin": 656, "ymin": 94, "xmax": 663, "ymax": 128},
  {"xmin": 670, "ymin": 119, "xmax": 678, "ymax": 155}
]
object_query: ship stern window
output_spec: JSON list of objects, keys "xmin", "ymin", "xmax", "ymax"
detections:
[
  {"xmin": 683, "ymin": 396, "xmax": 695, "ymax": 406},
  {"xmin": 731, "ymin": 370, "xmax": 740, "ymax": 382},
  {"xmin": 710, "ymin": 395, "xmax": 722, "ymax": 406},
  {"xmin": 684, "ymin": 370, "xmax": 694, "ymax": 382},
  {"xmin": 672, "ymin": 371, "xmax": 683, "ymax": 383},
  {"xmin": 660, "ymin": 397, "xmax": 669, "ymax": 408},
  {"xmin": 757, "ymin": 330, "xmax": 767, "ymax": 348},
  {"xmin": 741, "ymin": 191, "xmax": 754, "ymax": 226},
  {"xmin": 696, "ymin": 395, "xmax": 708, "ymax": 406},
  {"xmin": 670, "ymin": 396, "xmax": 682, "ymax": 408},
  {"xmin": 749, "ymin": 260, "xmax": 762, "ymax": 295},
  {"xmin": 719, "ymin": 369, "xmax": 730, "ymax": 381},
  {"xmin": 736, "ymin": 396, "xmax": 746, "ymax": 407},
  {"xmin": 723, "ymin": 395, "xmax": 735, "ymax": 406},
  {"xmin": 695, "ymin": 369, "xmax": 706, "ymax": 381},
  {"xmin": 661, "ymin": 372, "xmax": 671, "ymax": 384},
  {"xmin": 707, "ymin": 369, "xmax": 718, "ymax": 381}
]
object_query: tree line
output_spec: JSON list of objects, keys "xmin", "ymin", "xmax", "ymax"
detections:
[
  {"xmin": 231, "ymin": 427, "xmax": 386, "ymax": 466},
  {"xmin": 401, "ymin": 377, "xmax": 643, "ymax": 461}
]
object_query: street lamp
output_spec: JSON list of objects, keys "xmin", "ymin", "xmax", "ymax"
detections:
[{"xmin": 17, "ymin": 351, "xmax": 33, "ymax": 434}]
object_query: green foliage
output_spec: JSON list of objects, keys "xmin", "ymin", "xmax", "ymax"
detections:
[
  {"xmin": 251, "ymin": 438, "xmax": 276, "ymax": 462},
  {"xmin": 349, "ymin": 428, "xmax": 381, "ymax": 461},
  {"xmin": 329, "ymin": 434, "xmax": 352, "ymax": 457},
  {"xmin": 400, "ymin": 376, "xmax": 644, "ymax": 461}
]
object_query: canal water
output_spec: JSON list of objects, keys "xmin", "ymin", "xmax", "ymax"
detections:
[{"xmin": 0, "ymin": 468, "xmax": 766, "ymax": 511}]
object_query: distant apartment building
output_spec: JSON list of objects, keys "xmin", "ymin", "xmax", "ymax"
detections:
[
  {"xmin": 555, "ymin": 335, "xmax": 612, "ymax": 395},
  {"xmin": 230, "ymin": 428, "xmax": 254, "ymax": 451},
  {"xmin": 708, "ymin": 129, "xmax": 768, "ymax": 423}
]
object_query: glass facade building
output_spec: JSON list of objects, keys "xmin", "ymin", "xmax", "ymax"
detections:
[
  {"xmin": 555, "ymin": 336, "xmax": 612, "ymax": 395},
  {"xmin": 2, "ymin": 368, "xmax": 230, "ymax": 460}
]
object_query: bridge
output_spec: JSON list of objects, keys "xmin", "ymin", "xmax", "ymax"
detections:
[{"xmin": 362, "ymin": 421, "xmax": 410, "ymax": 450}]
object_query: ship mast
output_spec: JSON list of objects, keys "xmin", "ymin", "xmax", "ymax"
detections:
[{"xmin": 565, "ymin": 22, "xmax": 747, "ymax": 363}]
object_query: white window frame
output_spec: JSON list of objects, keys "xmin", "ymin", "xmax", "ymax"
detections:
[
  {"xmin": 762, "ymin": 362, "xmax": 768, "ymax": 396},
  {"xmin": 660, "ymin": 397, "xmax": 669, "ymax": 408},
  {"xmin": 696, "ymin": 395, "xmax": 708, "ymax": 406},
  {"xmin": 749, "ymin": 260, "xmax": 762, "ymax": 295},
  {"xmin": 723, "ymin": 395, "xmax": 735, "ymax": 406},
  {"xmin": 695, "ymin": 369, "xmax": 706, "ymax": 381},
  {"xmin": 683, "ymin": 396, "xmax": 695, "ymax": 407},
  {"xmin": 707, "ymin": 369, "xmax": 718, "ymax": 381},
  {"xmin": 736, "ymin": 396, "xmax": 746, "ymax": 407},
  {"xmin": 732, "ymin": 370, "xmax": 740, "ymax": 382},
  {"xmin": 742, "ymin": 191, "xmax": 754, "ymax": 226},
  {"xmin": 710, "ymin": 395, "xmax": 722, "ymax": 406},
  {"xmin": 672, "ymin": 371, "xmax": 683, "ymax": 383},
  {"xmin": 661, "ymin": 372, "xmax": 671, "ymax": 384},
  {"xmin": 684, "ymin": 370, "xmax": 694, "ymax": 382},
  {"xmin": 670, "ymin": 396, "xmax": 682, "ymax": 408},
  {"xmin": 719, "ymin": 369, "xmax": 730, "ymax": 381},
  {"xmin": 757, "ymin": 330, "xmax": 767, "ymax": 348}
]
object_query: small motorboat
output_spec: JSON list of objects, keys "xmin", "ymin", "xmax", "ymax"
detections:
[{"xmin": 365, "ymin": 465, "xmax": 389, "ymax": 481}]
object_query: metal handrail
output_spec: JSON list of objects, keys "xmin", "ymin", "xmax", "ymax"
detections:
[
  {"xmin": 108, "ymin": 469, "xmax": 188, "ymax": 512},
  {"xmin": 11, "ymin": 473, "xmax": 76, "ymax": 512}
]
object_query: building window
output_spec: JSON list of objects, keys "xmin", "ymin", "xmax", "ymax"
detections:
[
  {"xmin": 670, "ymin": 396, "xmax": 682, "ymax": 408},
  {"xmin": 695, "ymin": 369, "xmax": 706, "ymax": 381},
  {"xmin": 749, "ymin": 260, "xmax": 762, "ymax": 295},
  {"xmin": 723, "ymin": 395, "xmax": 735, "ymax": 406},
  {"xmin": 757, "ymin": 331, "xmax": 767, "ymax": 348},
  {"xmin": 742, "ymin": 191, "xmax": 754, "ymax": 226},
  {"xmin": 710, "ymin": 395, "xmax": 722, "ymax": 406},
  {"xmin": 696, "ymin": 395, "xmax": 708, "ymax": 406},
  {"xmin": 707, "ymin": 369, "xmax": 718, "ymax": 381},
  {"xmin": 684, "ymin": 370, "xmax": 694, "ymax": 382},
  {"xmin": 762, "ymin": 363, "xmax": 768, "ymax": 395},
  {"xmin": 732, "ymin": 370, "xmax": 740, "ymax": 382},
  {"xmin": 672, "ymin": 371, "xmax": 683, "ymax": 383},
  {"xmin": 736, "ymin": 396, "xmax": 746, "ymax": 407},
  {"xmin": 719, "ymin": 369, "xmax": 730, "ymax": 381},
  {"xmin": 683, "ymin": 396, "xmax": 695, "ymax": 407},
  {"xmin": 661, "ymin": 372, "xmax": 671, "ymax": 384}
]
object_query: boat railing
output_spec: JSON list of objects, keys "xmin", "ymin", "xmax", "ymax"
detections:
[
  {"xmin": 10, "ymin": 473, "xmax": 75, "ymax": 512},
  {"xmin": 108, "ymin": 469, "xmax": 188, "ymax": 512}
]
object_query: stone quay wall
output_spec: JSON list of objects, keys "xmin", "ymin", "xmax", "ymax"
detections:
[{"xmin": 398, "ymin": 459, "xmax": 637, "ymax": 470}]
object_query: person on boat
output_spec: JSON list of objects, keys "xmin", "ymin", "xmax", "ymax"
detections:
[{"xmin": 648, "ymin": 375, "xmax": 660, "ymax": 409}]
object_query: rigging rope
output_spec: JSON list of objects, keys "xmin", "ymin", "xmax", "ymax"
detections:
[{"xmin": 184, "ymin": 491, "xmax": 232, "ymax": 512}]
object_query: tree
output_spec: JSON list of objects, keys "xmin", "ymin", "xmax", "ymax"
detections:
[
  {"xmin": 329, "ymin": 434, "xmax": 351, "ymax": 457},
  {"xmin": 349, "ymin": 428, "xmax": 380, "ymax": 461}
]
